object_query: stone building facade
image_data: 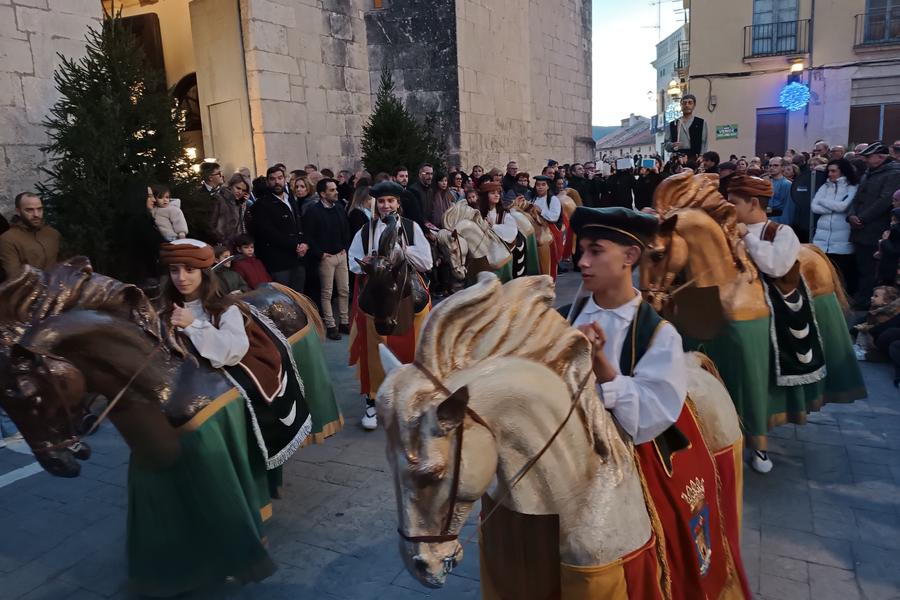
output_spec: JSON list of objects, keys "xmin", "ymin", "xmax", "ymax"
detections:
[{"xmin": 0, "ymin": 0, "xmax": 593, "ymax": 214}]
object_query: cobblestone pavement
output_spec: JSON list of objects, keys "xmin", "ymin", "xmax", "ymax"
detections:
[{"xmin": 1, "ymin": 272, "xmax": 899, "ymax": 599}]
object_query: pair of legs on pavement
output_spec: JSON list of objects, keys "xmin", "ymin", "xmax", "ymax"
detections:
[{"xmin": 319, "ymin": 252, "xmax": 350, "ymax": 340}]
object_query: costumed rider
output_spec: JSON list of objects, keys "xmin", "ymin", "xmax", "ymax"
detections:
[
  {"xmin": 161, "ymin": 239, "xmax": 249, "ymax": 367},
  {"xmin": 729, "ymin": 175, "xmax": 826, "ymax": 474},
  {"xmin": 349, "ymin": 180, "xmax": 433, "ymax": 431},
  {"xmin": 478, "ymin": 181, "xmax": 518, "ymax": 245},
  {"xmin": 161, "ymin": 238, "xmax": 308, "ymax": 499},
  {"xmin": 530, "ymin": 175, "xmax": 564, "ymax": 279},
  {"xmin": 563, "ymin": 206, "xmax": 751, "ymax": 600}
]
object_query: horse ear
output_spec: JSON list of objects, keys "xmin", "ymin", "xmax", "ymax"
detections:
[
  {"xmin": 659, "ymin": 214, "xmax": 679, "ymax": 235},
  {"xmin": 452, "ymin": 229, "xmax": 459, "ymax": 240},
  {"xmin": 354, "ymin": 258, "xmax": 371, "ymax": 273},
  {"xmin": 436, "ymin": 385, "xmax": 470, "ymax": 431}
]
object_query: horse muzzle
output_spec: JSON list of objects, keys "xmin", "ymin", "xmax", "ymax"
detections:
[
  {"xmin": 400, "ymin": 539, "xmax": 463, "ymax": 588},
  {"xmin": 374, "ymin": 318, "xmax": 398, "ymax": 337},
  {"xmin": 35, "ymin": 446, "xmax": 83, "ymax": 478}
]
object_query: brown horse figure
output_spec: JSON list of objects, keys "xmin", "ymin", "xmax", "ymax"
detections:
[
  {"xmin": 0, "ymin": 258, "xmax": 324, "ymax": 478},
  {"xmin": 355, "ymin": 215, "xmax": 428, "ymax": 336}
]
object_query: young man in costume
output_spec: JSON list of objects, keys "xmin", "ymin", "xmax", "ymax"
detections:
[
  {"xmin": 564, "ymin": 206, "xmax": 750, "ymax": 600},
  {"xmin": 729, "ymin": 175, "xmax": 826, "ymax": 474}
]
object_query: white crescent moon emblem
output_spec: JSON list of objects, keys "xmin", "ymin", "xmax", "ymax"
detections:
[
  {"xmin": 784, "ymin": 295, "xmax": 804, "ymax": 312},
  {"xmin": 279, "ymin": 401, "xmax": 297, "ymax": 427},
  {"xmin": 789, "ymin": 324, "xmax": 810, "ymax": 339},
  {"xmin": 797, "ymin": 350, "xmax": 813, "ymax": 364}
]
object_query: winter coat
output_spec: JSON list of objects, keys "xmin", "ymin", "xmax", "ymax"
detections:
[
  {"xmin": 209, "ymin": 189, "xmax": 247, "ymax": 245},
  {"xmin": 0, "ymin": 218, "xmax": 60, "ymax": 280},
  {"xmin": 249, "ymin": 191, "xmax": 304, "ymax": 274},
  {"xmin": 850, "ymin": 158, "xmax": 900, "ymax": 247},
  {"xmin": 811, "ymin": 177, "xmax": 857, "ymax": 255},
  {"xmin": 152, "ymin": 204, "xmax": 189, "ymax": 241}
]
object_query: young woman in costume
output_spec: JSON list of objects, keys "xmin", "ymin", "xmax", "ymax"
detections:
[{"xmin": 348, "ymin": 181, "xmax": 433, "ymax": 430}]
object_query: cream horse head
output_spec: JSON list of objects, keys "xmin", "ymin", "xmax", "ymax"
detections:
[
  {"xmin": 440, "ymin": 202, "xmax": 511, "ymax": 269},
  {"xmin": 377, "ymin": 274, "xmax": 640, "ymax": 586}
]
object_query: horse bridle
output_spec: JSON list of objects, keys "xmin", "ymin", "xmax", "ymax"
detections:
[{"xmin": 396, "ymin": 360, "xmax": 593, "ymax": 546}]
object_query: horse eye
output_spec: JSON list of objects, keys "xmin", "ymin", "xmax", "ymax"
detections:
[{"xmin": 651, "ymin": 251, "xmax": 665, "ymax": 263}]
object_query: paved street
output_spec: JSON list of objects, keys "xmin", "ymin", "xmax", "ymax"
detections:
[{"xmin": 1, "ymin": 272, "xmax": 899, "ymax": 599}]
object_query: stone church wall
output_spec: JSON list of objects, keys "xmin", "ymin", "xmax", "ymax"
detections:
[
  {"xmin": 241, "ymin": 0, "xmax": 372, "ymax": 173},
  {"xmin": 365, "ymin": 0, "xmax": 461, "ymax": 165},
  {"xmin": 0, "ymin": 0, "xmax": 101, "ymax": 215}
]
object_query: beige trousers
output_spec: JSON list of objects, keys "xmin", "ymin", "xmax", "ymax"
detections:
[{"xmin": 319, "ymin": 251, "xmax": 350, "ymax": 328}]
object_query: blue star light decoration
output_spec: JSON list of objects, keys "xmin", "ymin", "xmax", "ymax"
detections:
[{"xmin": 779, "ymin": 82, "xmax": 811, "ymax": 112}]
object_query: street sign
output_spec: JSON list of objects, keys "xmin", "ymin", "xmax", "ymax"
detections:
[{"xmin": 716, "ymin": 124, "xmax": 739, "ymax": 139}]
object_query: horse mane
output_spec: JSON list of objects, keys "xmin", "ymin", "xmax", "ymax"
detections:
[
  {"xmin": 653, "ymin": 171, "xmax": 748, "ymax": 271},
  {"xmin": 0, "ymin": 257, "xmax": 177, "ymax": 353},
  {"xmin": 414, "ymin": 274, "xmax": 629, "ymax": 466}
]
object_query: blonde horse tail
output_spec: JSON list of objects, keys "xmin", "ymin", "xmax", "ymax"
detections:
[
  {"xmin": 269, "ymin": 282, "xmax": 326, "ymax": 341},
  {"xmin": 805, "ymin": 244, "xmax": 850, "ymax": 312}
]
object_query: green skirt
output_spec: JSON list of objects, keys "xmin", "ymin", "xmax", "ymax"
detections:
[
  {"xmin": 127, "ymin": 393, "xmax": 276, "ymax": 597},
  {"xmin": 525, "ymin": 233, "xmax": 541, "ymax": 276},
  {"xmin": 685, "ymin": 293, "xmax": 866, "ymax": 437},
  {"xmin": 289, "ymin": 324, "xmax": 343, "ymax": 444}
]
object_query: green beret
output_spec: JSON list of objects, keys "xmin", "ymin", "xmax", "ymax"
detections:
[
  {"xmin": 570, "ymin": 206, "xmax": 659, "ymax": 248},
  {"xmin": 370, "ymin": 180, "xmax": 406, "ymax": 198}
]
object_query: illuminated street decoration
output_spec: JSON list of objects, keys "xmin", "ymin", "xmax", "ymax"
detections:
[{"xmin": 779, "ymin": 82, "xmax": 811, "ymax": 112}]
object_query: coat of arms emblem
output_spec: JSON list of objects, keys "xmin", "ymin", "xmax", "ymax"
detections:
[{"xmin": 682, "ymin": 477, "xmax": 712, "ymax": 576}]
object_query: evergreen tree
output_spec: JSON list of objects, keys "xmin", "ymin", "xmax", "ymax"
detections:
[
  {"xmin": 361, "ymin": 69, "xmax": 446, "ymax": 176},
  {"xmin": 38, "ymin": 14, "xmax": 192, "ymax": 280}
]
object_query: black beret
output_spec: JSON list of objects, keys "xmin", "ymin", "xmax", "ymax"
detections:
[
  {"xmin": 533, "ymin": 175, "xmax": 553, "ymax": 183},
  {"xmin": 370, "ymin": 180, "xmax": 406, "ymax": 198},
  {"xmin": 571, "ymin": 206, "xmax": 659, "ymax": 248}
]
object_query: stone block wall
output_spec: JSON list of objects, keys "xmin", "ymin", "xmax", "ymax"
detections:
[
  {"xmin": 0, "ymin": 0, "xmax": 101, "ymax": 215},
  {"xmin": 365, "ymin": 0, "xmax": 460, "ymax": 165},
  {"xmin": 527, "ymin": 0, "xmax": 593, "ymax": 167},
  {"xmin": 456, "ymin": 0, "xmax": 534, "ymax": 171},
  {"xmin": 241, "ymin": 0, "xmax": 371, "ymax": 174}
]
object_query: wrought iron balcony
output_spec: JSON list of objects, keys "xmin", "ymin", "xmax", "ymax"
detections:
[
  {"xmin": 743, "ymin": 19, "xmax": 810, "ymax": 59},
  {"xmin": 855, "ymin": 9, "xmax": 900, "ymax": 48},
  {"xmin": 676, "ymin": 40, "xmax": 690, "ymax": 74}
]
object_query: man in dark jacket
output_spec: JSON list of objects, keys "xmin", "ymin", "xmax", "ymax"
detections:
[
  {"xmin": 183, "ymin": 161, "xmax": 225, "ymax": 243},
  {"xmin": 790, "ymin": 155, "xmax": 813, "ymax": 243},
  {"xmin": 407, "ymin": 164, "xmax": 433, "ymax": 230},
  {"xmin": 849, "ymin": 142, "xmax": 900, "ymax": 308},
  {"xmin": 392, "ymin": 166, "xmax": 425, "ymax": 230},
  {"xmin": 501, "ymin": 161, "xmax": 519, "ymax": 193},
  {"xmin": 304, "ymin": 178, "xmax": 351, "ymax": 340},
  {"xmin": 567, "ymin": 163, "xmax": 593, "ymax": 206},
  {"xmin": 249, "ymin": 165, "xmax": 307, "ymax": 292},
  {"xmin": 604, "ymin": 168, "xmax": 636, "ymax": 209}
]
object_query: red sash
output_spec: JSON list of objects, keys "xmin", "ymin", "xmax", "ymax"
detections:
[{"xmin": 635, "ymin": 403, "xmax": 750, "ymax": 599}]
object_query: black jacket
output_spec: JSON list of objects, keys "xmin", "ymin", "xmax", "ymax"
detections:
[
  {"xmin": 501, "ymin": 173, "xmax": 518, "ymax": 193},
  {"xmin": 604, "ymin": 172, "xmax": 636, "ymax": 209},
  {"xmin": 303, "ymin": 201, "xmax": 351, "ymax": 258},
  {"xmin": 790, "ymin": 166, "xmax": 813, "ymax": 242},
  {"xmin": 249, "ymin": 191, "xmax": 304, "ymax": 273},
  {"xmin": 405, "ymin": 182, "xmax": 429, "ymax": 228},
  {"xmin": 850, "ymin": 158, "xmax": 900, "ymax": 246},
  {"xmin": 634, "ymin": 172, "xmax": 663, "ymax": 211},
  {"xmin": 568, "ymin": 175, "xmax": 593, "ymax": 207}
]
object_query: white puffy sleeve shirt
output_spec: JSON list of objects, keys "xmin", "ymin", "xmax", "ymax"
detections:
[
  {"xmin": 487, "ymin": 208, "xmax": 519, "ymax": 244},
  {"xmin": 349, "ymin": 217, "xmax": 434, "ymax": 274},
  {"xmin": 573, "ymin": 293, "xmax": 687, "ymax": 445},
  {"xmin": 743, "ymin": 221, "xmax": 801, "ymax": 278},
  {"xmin": 180, "ymin": 300, "xmax": 249, "ymax": 368},
  {"xmin": 533, "ymin": 195, "xmax": 561, "ymax": 223}
]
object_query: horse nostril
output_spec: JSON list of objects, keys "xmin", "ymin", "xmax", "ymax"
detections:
[{"xmin": 413, "ymin": 556, "xmax": 430, "ymax": 575}]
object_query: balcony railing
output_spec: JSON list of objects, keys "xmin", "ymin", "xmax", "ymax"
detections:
[
  {"xmin": 743, "ymin": 19, "xmax": 810, "ymax": 59},
  {"xmin": 855, "ymin": 9, "xmax": 900, "ymax": 48},
  {"xmin": 676, "ymin": 40, "xmax": 690, "ymax": 73}
]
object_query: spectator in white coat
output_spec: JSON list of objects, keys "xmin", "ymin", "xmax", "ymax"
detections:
[{"xmin": 812, "ymin": 158, "xmax": 859, "ymax": 295}]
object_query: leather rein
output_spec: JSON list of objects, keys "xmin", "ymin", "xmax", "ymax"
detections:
[{"xmin": 397, "ymin": 360, "xmax": 593, "ymax": 546}]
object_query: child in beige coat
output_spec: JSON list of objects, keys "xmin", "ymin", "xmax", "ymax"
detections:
[{"xmin": 151, "ymin": 184, "xmax": 188, "ymax": 241}]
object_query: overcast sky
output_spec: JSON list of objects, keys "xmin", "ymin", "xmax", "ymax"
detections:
[{"xmin": 592, "ymin": 0, "xmax": 684, "ymax": 125}]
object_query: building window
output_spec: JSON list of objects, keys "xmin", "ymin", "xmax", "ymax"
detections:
[
  {"xmin": 751, "ymin": 0, "xmax": 800, "ymax": 56},
  {"xmin": 862, "ymin": 0, "xmax": 900, "ymax": 44},
  {"xmin": 755, "ymin": 107, "xmax": 788, "ymax": 157},
  {"xmin": 849, "ymin": 103, "xmax": 900, "ymax": 147}
]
